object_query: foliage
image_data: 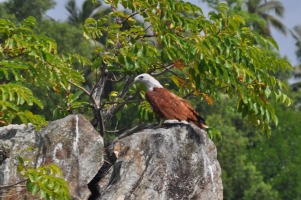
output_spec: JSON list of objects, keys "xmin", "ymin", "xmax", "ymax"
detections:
[
  {"xmin": 66, "ymin": 0, "xmax": 110, "ymax": 26},
  {"xmin": 17, "ymin": 156, "xmax": 71, "ymax": 200},
  {"xmin": 292, "ymin": 25, "xmax": 301, "ymax": 62},
  {"xmin": 206, "ymin": 97, "xmax": 281, "ymax": 200},
  {"xmin": 248, "ymin": 101, "xmax": 301, "ymax": 200},
  {"xmin": 80, "ymin": 0, "xmax": 292, "ymax": 135},
  {"xmin": 0, "ymin": 17, "xmax": 86, "ymax": 129},
  {"xmin": 204, "ymin": 88, "xmax": 301, "ymax": 200},
  {"xmin": 36, "ymin": 20, "xmax": 94, "ymax": 57},
  {"xmin": 202, "ymin": 0, "xmax": 286, "ymax": 37},
  {"xmin": 4, "ymin": 0, "xmax": 56, "ymax": 22}
]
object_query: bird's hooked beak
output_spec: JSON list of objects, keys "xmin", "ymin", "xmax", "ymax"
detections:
[
  {"xmin": 134, "ymin": 76, "xmax": 139, "ymax": 82},
  {"xmin": 134, "ymin": 74, "xmax": 144, "ymax": 83}
]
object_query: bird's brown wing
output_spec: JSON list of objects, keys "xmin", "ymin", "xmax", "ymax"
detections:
[
  {"xmin": 146, "ymin": 88, "xmax": 207, "ymax": 128},
  {"xmin": 146, "ymin": 88, "xmax": 194, "ymax": 120}
]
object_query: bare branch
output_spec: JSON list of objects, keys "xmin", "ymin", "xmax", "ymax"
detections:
[
  {"xmin": 103, "ymin": 100, "xmax": 140, "ymax": 105},
  {"xmin": 118, "ymin": 75, "xmax": 136, "ymax": 99},
  {"xmin": 99, "ymin": 111, "xmax": 105, "ymax": 136},
  {"xmin": 106, "ymin": 130, "xmax": 120, "ymax": 133},
  {"xmin": 165, "ymin": 67, "xmax": 185, "ymax": 79},
  {"xmin": 68, "ymin": 80, "xmax": 91, "ymax": 97},
  {"xmin": 183, "ymin": 91, "xmax": 195, "ymax": 99},
  {"xmin": 104, "ymin": 91, "xmax": 140, "ymax": 122},
  {"xmin": 144, "ymin": 25, "xmax": 152, "ymax": 32},
  {"xmin": 0, "ymin": 180, "xmax": 27, "ymax": 189},
  {"xmin": 122, "ymin": 10, "xmax": 146, "ymax": 23},
  {"xmin": 111, "ymin": 5, "xmax": 123, "ymax": 24},
  {"xmin": 138, "ymin": 34, "xmax": 158, "ymax": 39},
  {"xmin": 150, "ymin": 63, "xmax": 174, "ymax": 76},
  {"xmin": 91, "ymin": 64, "xmax": 108, "ymax": 109},
  {"xmin": 106, "ymin": 75, "xmax": 124, "ymax": 82}
]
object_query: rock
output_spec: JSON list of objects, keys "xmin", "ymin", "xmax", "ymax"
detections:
[
  {"xmin": 0, "ymin": 115, "xmax": 103, "ymax": 200},
  {"xmin": 97, "ymin": 123, "xmax": 223, "ymax": 200}
]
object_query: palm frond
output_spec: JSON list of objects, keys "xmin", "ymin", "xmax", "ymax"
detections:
[
  {"xmin": 65, "ymin": 0, "xmax": 79, "ymax": 24},
  {"xmin": 291, "ymin": 26, "xmax": 301, "ymax": 61},
  {"xmin": 80, "ymin": 0, "xmax": 102, "ymax": 21},
  {"xmin": 257, "ymin": 0, "xmax": 284, "ymax": 17},
  {"xmin": 258, "ymin": 12, "xmax": 286, "ymax": 35}
]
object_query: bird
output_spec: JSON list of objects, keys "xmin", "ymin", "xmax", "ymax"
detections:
[{"xmin": 134, "ymin": 73, "xmax": 208, "ymax": 129}]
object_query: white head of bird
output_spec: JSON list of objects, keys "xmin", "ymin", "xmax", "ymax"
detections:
[{"xmin": 134, "ymin": 73, "xmax": 163, "ymax": 91}]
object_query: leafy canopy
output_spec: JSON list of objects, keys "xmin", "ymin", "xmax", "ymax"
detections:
[
  {"xmin": 82, "ymin": 0, "xmax": 291, "ymax": 134},
  {"xmin": 0, "ymin": 17, "xmax": 87, "ymax": 129}
]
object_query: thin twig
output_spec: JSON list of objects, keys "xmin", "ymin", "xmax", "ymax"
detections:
[
  {"xmin": 138, "ymin": 34, "xmax": 158, "ymax": 39},
  {"xmin": 103, "ymin": 91, "xmax": 140, "ymax": 122},
  {"xmin": 91, "ymin": 63, "xmax": 107, "ymax": 108},
  {"xmin": 68, "ymin": 81, "xmax": 91, "ymax": 96},
  {"xmin": 103, "ymin": 100, "xmax": 140, "ymax": 105},
  {"xmin": 144, "ymin": 25, "xmax": 152, "ymax": 32},
  {"xmin": 183, "ymin": 91, "xmax": 195, "ymax": 99},
  {"xmin": 164, "ymin": 67, "xmax": 186, "ymax": 80},
  {"xmin": 0, "ymin": 180, "xmax": 27, "ymax": 189},
  {"xmin": 106, "ymin": 129, "xmax": 121, "ymax": 133},
  {"xmin": 151, "ymin": 64, "xmax": 174, "ymax": 76},
  {"xmin": 68, "ymin": 80, "xmax": 99, "ymax": 110},
  {"xmin": 118, "ymin": 75, "xmax": 136, "ymax": 99},
  {"xmin": 122, "ymin": 10, "xmax": 146, "ymax": 23},
  {"xmin": 106, "ymin": 75, "xmax": 124, "ymax": 82}
]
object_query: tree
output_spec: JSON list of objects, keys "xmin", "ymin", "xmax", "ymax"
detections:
[
  {"xmin": 248, "ymin": 102, "xmax": 301, "ymax": 200},
  {"xmin": 4, "ymin": 0, "xmax": 56, "ymax": 22},
  {"xmin": 203, "ymin": 0, "xmax": 286, "ymax": 37},
  {"xmin": 0, "ymin": 16, "xmax": 86, "ymax": 199},
  {"xmin": 0, "ymin": 17, "xmax": 87, "ymax": 128},
  {"xmin": 292, "ymin": 25, "xmax": 301, "ymax": 62},
  {"xmin": 78, "ymin": 1, "xmax": 291, "ymax": 136},
  {"xmin": 246, "ymin": 0, "xmax": 286, "ymax": 36},
  {"xmin": 66, "ymin": 0, "xmax": 110, "ymax": 26}
]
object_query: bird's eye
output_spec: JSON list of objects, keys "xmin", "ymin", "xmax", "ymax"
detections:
[{"xmin": 140, "ymin": 76, "xmax": 144, "ymax": 79}]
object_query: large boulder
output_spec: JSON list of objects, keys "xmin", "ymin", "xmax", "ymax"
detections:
[
  {"xmin": 97, "ymin": 123, "xmax": 223, "ymax": 200},
  {"xmin": 0, "ymin": 115, "xmax": 103, "ymax": 200}
]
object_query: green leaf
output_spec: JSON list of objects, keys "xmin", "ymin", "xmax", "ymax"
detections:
[
  {"xmin": 31, "ymin": 183, "xmax": 40, "ymax": 195},
  {"xmin": 26, "ymin": 181, "xmax": 35, "ymax": 192}
]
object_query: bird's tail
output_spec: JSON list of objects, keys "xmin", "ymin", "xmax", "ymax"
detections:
[{"xmin": 195, "ymin": 115, "xmax": 209, "ymax": 129}]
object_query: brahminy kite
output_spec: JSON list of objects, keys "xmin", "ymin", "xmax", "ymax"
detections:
[{"xmin": 134, "ymin": 73, "xmax": 208, "ymax": 129}]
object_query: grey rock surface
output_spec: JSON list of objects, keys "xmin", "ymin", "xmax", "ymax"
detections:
[
  {"xmin": 98, "ymin": 123, "xmax": 223, "ymax": 200},
  {"xmin": 0, "ymin": 115, "xmax": 103, "ymax": 199}
]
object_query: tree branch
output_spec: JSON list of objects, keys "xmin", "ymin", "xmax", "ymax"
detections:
[
  {"xmin": 0, "ymin": 180, "xmax": 27, "ymax": 189},
  {"xmin": 91, "ymin": 63, "xmax": 108, "ymax": 109},
  {"xmin": 103, "ymin": 100, "xmax": 140, "ymax": 105},
  {"xmin": 122, "ymin": 10, "xmax": 146, "ymax": 23},
  {"xmin": 118, "ymin": 75, "xmax": 136, "ymax": 99},
  {"xmin": 183, "ymin": 91, "xmax": 195, "ymax": 99},
  {"xmin": 144, "ymin": 25, "xmax": 152, "ymax": 32},
  {"xmin": 68, "ymin": 81, "xmax": 91, "ymax": 96},
  {"xmin": 138, "ymin": 34, "xmax": 158, "ymax": 39},
  {"xmin": 68, "ymin": 80, "xmax": 100, "ymax": 113},
  {"xmin": 104, "ymin": 91, "xmax": 140, "ymax": 122},
  {"xmin": 150, "ymin": 63, "xmax": 174, "ymax": 76}
]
